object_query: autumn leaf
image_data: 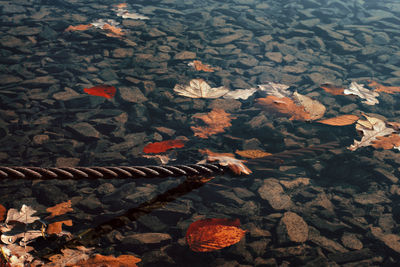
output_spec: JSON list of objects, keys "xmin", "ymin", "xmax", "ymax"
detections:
[
  {"xmin": 316, "ymin": 115, "xmax": 359, "ymax": 126},
  {"xmin": 74, "ymin": 254, "xmax": 141, "ymax": 267},
  {"xmin": 235, "ymin": 149, "xmax": 272, "ymax": 159},
  {"xmin": 186, "ymin": 218, "xmax": 246, "ymax": 252},
  {"xmin": 46, "ymin": 200, "xmax": 73, "ymax": 219},
  {"xmin": 223, "ymin": 88, "xmax": 258, "ymax": 100},
  {"xmin": 344, "ymin": 82, "xmax": 379, "ymax": 105},
  {"xmin": 256, "ymin": 95, "xmax": 312, "ymax": 121},
  {"xmin": 258, "ymin": 82, "xmax": 292, "ymax": 98},
  {"xmin": 114, "ymin": 3, "xmax": 128, "ymax": 8},
  {"xmin": 0, "ymin": 204, "xmax": 5, "ymax": 222},
  {"xmin": 47, "ymin": 220, "xmax": 73, "ymax": 235},
  {"xmin": 65, "ymin": 24, "xmax": 92, "ymax": 32},
  {"xmin": 188, "ymin": 60, "xmax": 215, "ymax": 72},
  {"xmin": 368, "ymin": 80, "xmax": 400, "ymax": 94},
  {"xmin": 5, "ymin": 205, "xmax": 39, "ymax": 224},
  {"xmin": 102, "ymin": 23, "xmax": 125, "ymax": 37},
  {"xmin": 320, "ymin": 83, "xmax": 345, "ymax": 95},
  {"xmin": 387, "ymin": 121, "xmax": 400, "ymax": 131},
  {"xmin": 1, "ymin": 230, "xmax": 42, "ymax": 246},
  {"xmin": 371, "ymin": 134, "xmax": 400, "ymax": 150},
  {"xmin": 142, "ymin": 154, "xmax": 171, "ymax": 164},
  {"xmin": 48, "ymin": 246, "xmax": 93, "ymax": 267},
  {"xmin": 174, "ymin": 79, "xmax": 229, "ymax": 98},
  {"xmin": 292, "ymin": 91, "xmax": 326, "ymax": 120},
  {"xmin": 199, "ymin": 149, "xmax": 252, "ymax": 175},
  {"xmin": 191, "ymin": 109, "xmax": 234, "ymax": 138},
  {"xmin": 83, "ymin": 85, "xmax": 116, "ymax": 99},
  {"xmin": 143, "ymin": 139, "xmax": 185, "ymax": 153}
]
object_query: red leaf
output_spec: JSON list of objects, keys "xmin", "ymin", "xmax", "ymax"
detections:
[
  {"xmin": 143, "ymin": 140, "xmax": 185, "ymax": 154},
  {"xmin": 0, "ymin": 204, "xmax": 6, "ymax": 222},
  {"xmin": 83, "ymin": 85, "xmax": 116, "ymax": 99}
]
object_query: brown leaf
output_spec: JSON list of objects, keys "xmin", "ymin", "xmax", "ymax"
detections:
[
  {"xmin": 48, "ymin": 246, "xmax": 93, "ymax": 267},
  {"xmin": 256, "ymin": 96, "xmax": 312, "ymax": 121},
  {"xmin": 191, "ymin": 109, "xmax": 235, "ymax": 138},
  {"xmin": 235, "ymin": 149, "xmax": 272, "ymax": 159},
  {"xmin": 0, "ymin": 204, "xmax": 5, "ymax": 222},
  {"xmin": 320, "ymin": 83, "xmax": 345, "ymax": 95},
  {"xmin": 65, "ymin": 24, "xmax": 92, "ymax": 32},
  {"xmin": 73, "ymin": 254, "xmax": 141, "ymax": 267},
  {"xmin": 186, "ymin": 218, "xmax": 246, "ymax": 252},
  {"xmin": 102, "ymin": 23, "xmax": 124, "ymax": 37},
  {"xmin": 46, "ymin": 200, "xmax": 73, "ymax": 219},
  {"xmin": 199, "ymin": 149, "xmax": 252, "ymax": 175},
  {"xmin": 371, "ymin": 134, "xmax": 400, "ymax": 149},
  {"xmin": 369, "ymin": 80, "xmax": 400, "ymax": 94},
  {"xmin": 293, "ymin": 91, "xmax": 326, "ymax": 120},
  {"xmin": 47, "ymin": 220, "xmax": 73, "ymax": 235},
  {"xmin": 387, "ymin": 121, "xmax": 400, "ymax": 131},
  {"xmin": 316, "ymin": 115, "xmax": 359, "ymax": 126},
  {"xmin": 190, "ymin": 60, "xmax": 215, "ymax": 72}
]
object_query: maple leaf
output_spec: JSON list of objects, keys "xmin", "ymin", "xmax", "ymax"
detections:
[
  {"xmin": 320, "ymin": 83, "xmax": 345, "ymax": 95},
  {"xmin": 174, "ymin": 79, "xmax": 229, "ymax": 98},
  {"xmin": 199, "ymin": 149, "xmax": 252, "ymax": 175},
  {"xmin": 5, "ymin": 205, "xmax": 39, "ymax": 224},
  {"xmin": 316, "ymin": 114, "xmax": 359, "ymax": 126},
  {"xmin": 64, "ymin": 24, "xmax": 92, "ymax": 32},
  {"xmin": 344, "ymin": 82, "xmax": 379, "ymax": 105},
  {"xmin": 256, "ymin": 95, "xmax": 312, "ymax": 121},
  {"xmin": 223, "ymin": 88, "xmax": 258, "ymax": 100},
  {"xmin": 292, "ymin": 91, "xmax": 326, "ymax": 120},
  {"xmin": 46, "ymin": 220, "xmax": 73, "ymax": 235},
  {"xmin": 349, "ymin": 114, "xmax": 395, "ymax": 151},
  {"xmin": 368, "ymin": 80, "xmax": 400, "ymax": 94},
  {"xmin": 74, "ymin": 254, "xmax": 141, "ymax": 267},
  {"xmin": 371, "ymin": 134, "xmax": 400, "ymax": 150},
  {"xmin": 257, "ymin": 82, "xmax": 292, "ymax": 98},
  {"xmin": 188, "ymin": 60, "xmax": 215, "ymax": 72},
  {"xmin": 46, "ymin": 200, "xmax": 73, "ymax": 219},
  {"xmin": 186, "ymin": 218, "xmax": 246, "ymax": 252},
  {"xmin": 235, "ymin": 149, "xmax": 272, "ymax": 159},
  {"xmin": 143, "ymin": 139, "xmax": 185, "ymax": 153},
  {"xmin": 191, "ymin": 109, "xmax": 234, "ymax": 138}
]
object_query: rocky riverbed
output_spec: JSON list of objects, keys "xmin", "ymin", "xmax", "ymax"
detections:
[{"xmin": 1, "ymin": 0, "xmax": 400, "ymax": 266}]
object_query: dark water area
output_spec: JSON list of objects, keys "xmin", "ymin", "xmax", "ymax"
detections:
[{"xmin": 1, "ymin": 0, "xmax": 400, "ymax": 266}]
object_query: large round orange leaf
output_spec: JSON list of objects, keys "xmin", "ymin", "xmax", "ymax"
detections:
[{"xmin": 186, "ymin": 218, "xmax": 246, "ymax": 252}]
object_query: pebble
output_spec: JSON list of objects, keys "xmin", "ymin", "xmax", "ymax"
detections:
[
  {"xmin": 277, "ymin": 212, "xmax": 309, "ymax": 244},
  {"xmin": 258, "ymin": 178, "xmax": 293, "ymax": 210}
]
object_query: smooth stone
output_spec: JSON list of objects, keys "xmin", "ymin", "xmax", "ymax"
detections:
[
  {"xmin": 22, "ymin": 76, "xmax": 58, "ymax": 86},
  {"xmin": 370, "ymin": 227, "xmax": 400, "ymax": 254},
  {"xmin": 121, "ymin": 233, "xmax": 172, "ymax": 245},
  {"xmin": 66, "ymin": 122, "xmax": 100, "ymax": 139},
  {"xmin": 55, "ymin": 157, "xmax": 80, "ymax": 167},
  {"xmin": 353, "ymin": 191, "xmax": 391, "ymax": 205},
  {"xmin": 52, "ymin": 87, "xmax": 81, "ymax": 101},
  {"xmin": 77, "ymin": 195, "xmax": 103, "ymax": 212},
  {"xmin": 0, "ymin": 74, "xmax": 22, "ymax": 84},
  {"xmin": 280, "ymin": 178, "xmax": 310, "ymax": 189},
  {"xmin": 112, "ymin": 48, "xmax": 134, "ymax": 58},
  {"xmin": 173, "ymin": 51, "xmax": 196, "ymax": 60},
  {"xmin": 258, "ymin": 178, "xmax": 293, "ymax": 210},
  {"xmin": 118, "ymin": 87, "xmax": 147, "ymax": 103},
  {"xmin": 148, "ymin": 28, "xmax": 167, "ymax": 38},
  {"xmin": 309, "ymin": 227, "xmax": 348, "ymax": 253},
  {"xmin": 265, "ymin": 52, "xmax": 283, "ymax": 63},
  {"xmin": 341, "ymin": 233, "xmax": 363, "ymax": 250},
  {"xmin": 211, "ymin": 33, "xmax": 244, "ymax": 45},
  {"xmin": 277, "ymin": 212, "xmax": 309, "ymax": 244}
]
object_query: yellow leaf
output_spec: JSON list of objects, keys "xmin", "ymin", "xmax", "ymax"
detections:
[
  {"xmin": 316, "ymin": 115, "xmax": 359, "ymax": 126},
  {"xmin": 235, "ymin": 149, "xmax": 272, "ymax": 159}
]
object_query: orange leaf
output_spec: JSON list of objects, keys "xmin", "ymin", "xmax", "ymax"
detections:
[
  {"xmin": 371, "ymin": 134, "xmax": 400, "ymax": 149},
  {"xmin": 47, "ymin": 220, "xmax": 73, "ymax": 235},
  {"xmin": 256, "ymin": 96, "xmax": 312, "ymax": 121},
  {"xmin": 191, "ymin": 60, "xmax": 215, "ymax": 72},
  {"xmin": 316, "ymin": 115, "xmax": 359, "ymax": 126},
  {"xmin": 65, "ymin": 24, "xmax": 92, "ymax": 32},
  {"xmin": 191, "ymin": 109, "xmax": 235, "ymax": 138},
  {"xmin": 143, "ymin": 139, "xmax": 185, "ymax": 153},
  {"xmin": 73, "ymin": 254, "xmax": 141, "ymax": 267},
  {"xmin": 102, "ymin": 23, "xmax": 124, "ymax": 37},
  {"xmin": 320, "ymin": 83, "xmax": 345, "ymax": 95},
  {"xmin": 83, "ymin": 85, "xmax": 116, "ymax": 99},
  {"xmin": 235, "ymin": 149, "xmax": 272, "ymax": 159},
  {"xmin": 0, "ymin": 204, "xmax": 6, "ymax": 222},
  {"xmin": 186, "ymin": 218, "xmax": 246, "ymax": 252},
  {"xmin": 368, "ymin": 80, "xmax": 400, "ymax": 94},
  {"xmin": 387, "ymin": 121, "xmax": 400, "ymax": 131},
  {"xmin": 46, "ymin": 200, "xmax": 73, "ymax": 218},
  {"xmin": 114, "ymin": 3, "xmax": 128, "ymax": 8}
]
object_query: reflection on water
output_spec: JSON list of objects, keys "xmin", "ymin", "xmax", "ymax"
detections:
[{"xmin": 1, "ymin": 0, "xmax": 400, "ymax": 265}]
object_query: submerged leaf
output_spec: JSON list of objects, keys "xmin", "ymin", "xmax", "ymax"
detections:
[
  {"xmin": 235, "ymin": 149, "xmax": 272, "ymax": 159},
  {"xmin": 83, "ymin": 85, "xmax": 116, "ymax": 99},
  {"xmin": 368, "ymin": 80, "xmax": 400, "ymax": 94},
  {"xmin": 143, "ymin": 140, "xmax": 185, "ymax": 153},
  {"xmin": 191, "ymin": 109, "xmax": 234, "ymax": 138},
  {"xmin": 186, "ymin": 218, "xmax": 246, "ymax": 252},
  {"xmin": 292, "ymin": 91, "xmax": 326, "ymax": 120},
  {"xmin": 344, "ymin": 82, "xmax": 379, "ymax": 105},
  {"xmin": 102, "ymin": 23, "xmax": 125, "ymax": 37},
  {"xmin": 320, "ymin": 83, "xmax": 345, "ymax": 95},
  {"xmin": 256, "ymin": 96, "xmax": 312, "ymax": 121},
  {"xmin": 316, "ymin": 115, "xmax": 359, "ymax": 126},
  {"xmin": 46, "ymin": 200, "xmax": 73, "ymax": 219},
  {"xmin": 0, "ymin": 204, "xmax": 5, "ymax": 222},
  {"xmin": 188, "ymin": 60, "xmax": 215, "ymax": 72},
  {"xmin": 48, "ymin": 246, "xmax": 93, "ymax": 266},
  {"xmin": 174, "ymin": 79, "xmax": 229, "ymax": 98}
]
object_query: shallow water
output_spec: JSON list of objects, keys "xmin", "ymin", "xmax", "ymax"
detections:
[{"xmin": 1, "ymin": 0, "xmax": 400, "ymax": 266}]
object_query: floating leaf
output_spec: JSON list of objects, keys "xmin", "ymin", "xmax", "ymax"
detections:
[
  {"xmin": 174, "ymin": 79, "xmax": 229, "ymax": 98},
  {"xmin": 0, "ymin": 204, "xmax": 5, "ymax": 222},
  {"xmin": 1, "ymin": 230, "xmax": 42, "ymax": 246},
  {"xmin": 292, "ymin": 91, "xmax": 326, "ymax": 120},
  {"xmin": 46, "ymin": 200, "xmax": 73, "ymax": 219},
  {"xmin": 74, "ymin": 254, "xmax": 141, "ymax": 267},
  {"xmin": 143, "ymin": 140, "xmax": 185, "ymax": 153},
  {"xmin": 199, "ymin": 149, "xmax": 252, "ymax": 175},
  {"xmin": 83, "ymin": 85, "xmax": 116, "ymax": 99},
  {"xmin": 258, "ymin": 82, "xmax": 291, "ymax": 98},
  {"xmin": 186, "ymin": 218, "xmax": 246, "ymax": 252},
  {"xmin": 371, "ymin": 134, "xmax": 400, "ymax": 150},
  {"xmin": 349, "ymin": 115, "xmax": 395, "ymax": 151},
  {"xmin": 188, "ymin": 60, "xmax": 215, "ymax": 72},
  {"xmin": 316, "ymin": 115, "xmax": 359, "ymax": 126},
  {"xmin": 5, "ymin": 205, "xmax": 39, "ymax": 224},
  {"xmin": 191, "ymin": 109, "xmax": 234, "ymax": 138},
  {"xmin": 64, "ymin": 24, "xmax": 92, "ymax": 32},
  {"xmin": 320, "ymin": 83, "xmax": 345, "ymax": 95},
  {"xmin": 344, "ymin": 82, "xmax": 379, "ymax": 105},
  {"xmin": 223, "ymin": 88, "xmax": 257, "ymax": 100},
  {"xmin": 47, "ymin": 220, "xmax": 73, "ymax": 235},
  {"xmin": 235, "ymin": 149, "xmax": 272, "ymax": 159},
  {"xmin": 256, "ymin": 96, "xmax": 312, "ymax": 121},
  {"xmin": 368, "ymin": 80, "xmax": 400, "ymax": 94}
]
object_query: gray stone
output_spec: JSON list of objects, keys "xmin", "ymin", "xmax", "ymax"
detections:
[
  {"xmin": 233, "ymin": 187, "xmax": 255, "ymax": 199},
  {"xmin": 277, "ymin": 212, "xmax": 309, "ymax": 244},
  {"xmin": 265, "ymin": 52, "xmax": 282, "ymax": 63},
  {"xmin": 258, "ymin": 178, "xmax": 293, "ymax": 210},
  {"xmin": 98, "ymin": 68, "xmax": 118, "ymax": 81},
  {"xmin": 67, "ymin": 122, "xmax": 100, "ymax": 139},
  {"xmin": 119, "ymin": 86, "xmax": 147, "ymax": 103},
  {"xmin": 53, "ymin": 87, "xmax": 81, "ymax": 101}
]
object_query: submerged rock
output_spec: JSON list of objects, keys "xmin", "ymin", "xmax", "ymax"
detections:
[
  {"xmin": 258, "ymin": 178, "xmax": 293, "ymax": 210},
  {"xmin": 277, "ymin": 211, "xmax": 309, "ymax": 244}
]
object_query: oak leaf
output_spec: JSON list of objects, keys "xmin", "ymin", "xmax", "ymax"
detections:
[
  {"xmin": 199, "ymin": 149, "xmax": 252, "ymax": 175},
  {"xmin": 344, "ymin": 82, "xmax": 379, "ymax": 105},
  {"xmin": 368, "ymin": 80, "xmax": 400, "ymax": 94},
  {"xmin": 48, "ymin": 246, "xmax": 93, "ymax": 266},
  {"xmin": 46, "ymin": 200, "xmax": 73, "ymax": 219},
  {"xmin": 320, "ymin": 83, "xmax": 345, "ymax": 95},
  {"xmin": 256, "ymin": 96, "xmax": 312, "ymax": 121},
  {"xmin": 316, "ymin": 115, "xmax": 359, "ymax": 126},
  {"xmin": 258, "ymin": 82, "xmax": 291, "ymax": 98},
  {"xmin": 46, "ymin": 220, "xmax": 73, "ymax": 235},
  {"xmin": 191, "ymin": 109, "xmax": 234, "ymax": 138},
  {"xmin": 371, "ymin": 134, "xmax": 400, "ymax": 150},
  {"xmin": 188, "ymin": 60, "xmax": 215, "ymax": 72},
  {"xmin": 74, "ymin": 254, "xmax": 141, "ymax": 267},
  {"xmin": 235, "ymin": 149, "xmax": 272, "ymax": 159},
  {"xmin": 186, "ymin": 218, "xmax": 246, "ymax": 252},
  {"xmin": 5, "ymin": 205, "xmax": 39, "ymax": 224},
  {"xmin": 174, "ymin": 79, "xmax": 229, "ymax": 98},
  {"xmin": 143, "ymin": 139, "xmax": 185, "ymax": 153},
  {"xmin": 64, "ymin": 24, "xmax": 92, "ymax": 32}
]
